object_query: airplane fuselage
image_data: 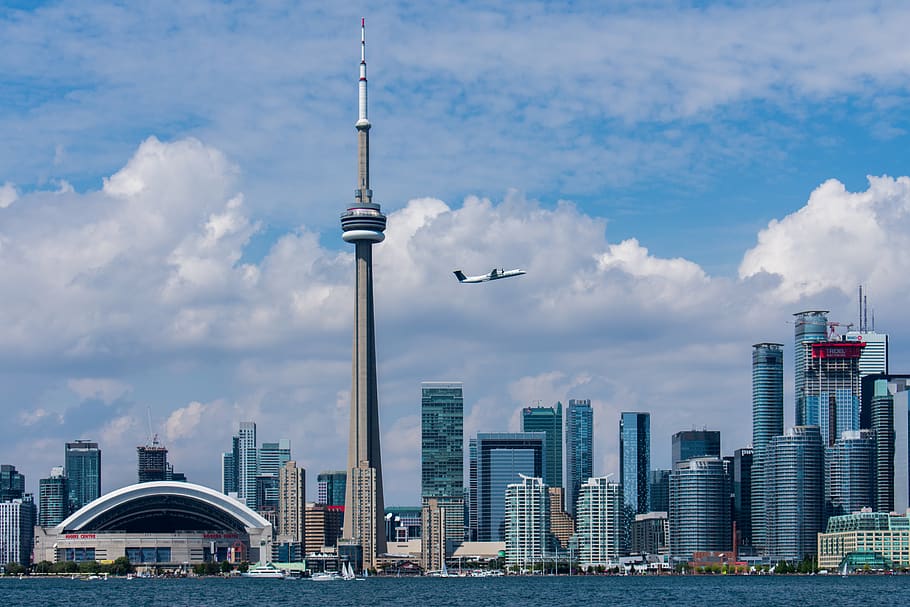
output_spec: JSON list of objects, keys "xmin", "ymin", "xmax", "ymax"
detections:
[{"xmin": 454, "ymin": 268, "xmax": 527, "ymax": 283}]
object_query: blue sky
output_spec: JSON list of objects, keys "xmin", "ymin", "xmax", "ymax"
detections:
[{"xmin": 2, "ymin": 1, "xmax": 910, "ymax": 505}]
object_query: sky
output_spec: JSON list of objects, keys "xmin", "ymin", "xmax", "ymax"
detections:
[{"xmin": 2, "ymin": 1, "xmax": 910, "ymax": 506}]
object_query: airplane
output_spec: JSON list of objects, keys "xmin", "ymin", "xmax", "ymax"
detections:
[{"xmin": 453, "ymin": 268, "xmax": 527, "ymax": 283}]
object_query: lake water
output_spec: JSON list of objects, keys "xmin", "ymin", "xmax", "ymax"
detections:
[{"xmin": 3, "ymin": 574, "xmax": 908, "ymax": 607}]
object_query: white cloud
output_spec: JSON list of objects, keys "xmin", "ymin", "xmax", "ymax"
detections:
[
  {"xmin": 67, "ymin": 378, "xmax": 132, "ymax": 404},
  {"xmin": 164, "ymin": 401, "xmax": 211, "ymax": 441},
  {"xmin": 0, "ymin": 181, "xmax": 17, "ymax": 208},
  {"xmin": 739, "ymin": 176, "xmax": 910, "ymax": 302}
]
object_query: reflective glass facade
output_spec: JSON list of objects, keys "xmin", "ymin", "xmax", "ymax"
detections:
[
  {"xmin": 522, "ymin": 403, "xmax": 562, "ymax": 490},
  {"xmin": 620, "ymin": 412, "xmax": 650, "ymax": 515},
  {"xmin": 566, "ymin": 399, "xmax": 593, "ymax": 516},
  {"xmin": 421, "ymin": 382, "xmax": 464, "ymax": 499},
  {"xmin": 475, "ymin": 433, "xmax": 544, "ymax": 541},
  {"xmin": 65, "ymin": 440, "xmax": 101, "ymax": 512}
]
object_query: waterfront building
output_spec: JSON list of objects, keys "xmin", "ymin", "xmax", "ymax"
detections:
[
  {"xmin": 565, "ymin": 399, "xmax": 593, "ymax": 517},
  {"xmin": 818, "ymin": 509, "xmax": 910, "ymax": 570},
  {"xmin": 825, "ymin": 430, "xmax": 875, "ymax": 518},
  {"xmin": 671, "ymin": 430, "xmax": 721, "ymax": 467},
  {"xmin": 0, "ymin": 498, "xmax": 36, "ymax": 566},
  {"xmin": 340, "ymin": 20, "xmax": 389, "ymax": 569},
  {"xmin": 794, "ymin": 310, "xmax": 829, "ymax": 426},
  {"xmin": 649, "ymin": 469, "xmax": 670, "ymax": 513},
  {"xmin": 504, "ymin": 475, "xmax": 549, "ymax": 570},
  {"xmin": 34, "ymin": 482, "xmax": 272, "ymax": 565},
  {"xmin": 0, "ymin": 464, "xmax": 25, "ymax": 501},
  {"xmin": 421, "ymin": 381, "xmax": 464, "ymax": 555},
  {"xmin": 65, "ymin": 440, "xmax": 101, "ymax": 512},
  {"xmin": 137, "ymin": 441, "xmax": 168, "ymax": 483},
  {"xmin": 317, "ymin": 471, "xmax": 347, "ymax": 506},
  {"xmin": 764, "ymin": 426, "xmax": 824, "ymax": 562},
  {"xmin": 733, "ymin": 448, "xmax": 753, "ymax": 550},
  {"xmin": 474, "ymin": 432, "xmax": 545, "ymax": 541},
  {"xmin": 574, "ymin": 476, "xmax": 622, "ymax": 567},
  {"xmin": 548, "ymin": 487, "xmax": 574, "ymax": 549},
  {"xmin": 620, "ymin": 412, "xmax": 650, "ymax": 515},
  {"xmin": 669, "ymin": 457, "xmax": 730, "ymax": 562},
  {"xmin": 421, "ymin": 497, "xmax": 449, "ymax": 572},
  {"xmin": 752, "ymin": 342, "xmax": 784, "ymax": 554},
  {"xmin": 38, "ymin": 467, "xmax": 68, "ymax": 527},
  {"xmin": 631, "ymin": 511, "xmax": 669, "ymax": 556},
  {"xmin": 278, "ymin": 460, "xmax": 305, "ymax": 543},
  {"xmin": 522, "ymin": 402, "xmax": 563, "ymax": 490}
]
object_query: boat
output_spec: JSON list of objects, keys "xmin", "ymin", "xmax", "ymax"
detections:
[
  {"xmin": 342, "ymin": 562, "xmax": 356, "ymax": 581},
  {"xmin": 310, "ymin": 570, "xmax": 342, "ymax": 582},
  {"xmin": 242, "ymin": 564, "xmax": 287, "ymax": 579}
]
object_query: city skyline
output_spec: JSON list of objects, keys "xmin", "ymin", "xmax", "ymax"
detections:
[{"xmin": 3, "ymin": 3, "xmax": 910, "ymax": 506}]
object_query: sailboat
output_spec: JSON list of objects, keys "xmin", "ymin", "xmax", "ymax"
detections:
[{"xmin": 342, "ymin": 562, "xmax": 356, "ymax": 581}]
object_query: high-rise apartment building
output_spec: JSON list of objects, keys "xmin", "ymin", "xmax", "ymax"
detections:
[
  {"xmin": 38, "ymin": 467, "xmax": 68, "ymax": 527},
  {"xmin": 473, "ymin": 433, "xmax": 545, "ymax": 541},
  {"xmin": 631, "ymin": 511, "xmax": 669, "ymax": 556},
  {"xmin": 871, "ymin": 378, "xmax": 896, "ymax": 512},
  {"xmin": 669, "ymin": 457, "xmax": 731, "ymax": 562},
  {"xmin": 221, "ymin": 436, "xmax": 239, "ymax": 495},
  {"xmin": 421, "ymin": 382, "xmax": 464, "ymax": 554},
  {"xmin": 137, "ymin": 441, "xmax": 168, "ymax": 483},
  {"xmin": 0, "ymin": 464, "xmax": 25, "ymax": 501},
  {"xmin": 565, "ymin": 399, "xmax": 593, "ymax": 516},
  {"xmin": 237, "ymin": 422, "xmax": 257, "ymax": 509},
  {"xmin": 522, "ymin": 402, "xmax": 562, "ymax": 490},
  {"xmin": 671, "ymin": 430, "xmax": 720, "ymax": 467},
  {"xmin": 317, "ymin": 471, "xmax": 347, "ymax": 507},
  {"xmin": 0, "ymin": 499, "xmax": 36, "ymax": 566},
  {"xmin": 278, "ymin": 461, "xmax": 305, "ymax": 543},
  {"xmin": 752, "ymin": 341, "xmax": 784, "ymax": 555},
  {"xmin": 620, "ymin": 412, "xmax": 650, "ymax": 516},
  {"xmin": 574, "ymin": 476, "xmax": 622, "ymax": 567},
  {"xmin": 64, "ymin": 440, "xmax": 101, "ymax": 511},
  {"xmin": 806, "ymin": 340, "xmax": 866, "ymax": 447},
  {"xmin": 825, "ymin": 430, "xmax": 874, "ymax": 518},
  {"xmin": 649, "ymin": 469, "xmax": 670, "ymax": 513},
  {"xmin": 504, "ymin": 475, "xmax": 549, "ymax": 570},
  {"xmin": 794, "ymin": 310, "xmax": 829, "ymax": 426},
  {"xmin": 304, "ymin": 503, "xmax": 343, "ymax": 555},
  {"xmin": 421, "ymin": 497, "xmax": 450, "ymax": 572},
  {"xmin": 764, "ymin": 426, "xmax": 824, "ymax": 562}
]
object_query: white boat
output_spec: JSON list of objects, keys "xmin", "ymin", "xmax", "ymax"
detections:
[
  {"xmin": 242, "ymin": 564, "xmax": 287, "ymax": 579},
  {"xmin": 342, "ymin": 562, "xmax": 356, "ymax": 581},
  {"xmin": 310, "ymin": 571, "xmax": 342, "ymax": 582}
]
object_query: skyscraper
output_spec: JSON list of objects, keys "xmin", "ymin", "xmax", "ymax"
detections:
[
  {"xmin": 574, "ymin": 476, "xmax": 622, "ymax": 567},
  {"xmin": 474, "ymin": 433, "xmax": 545, "ymax": 541},
  {"xmin": 38, "ymin": 467, "xmax": 68, "ymax": 527},
  {"xmin": 619, "ymin": 412, "xmax": 650, "ymax": 515},
  {"xmin": 522, "ymin": 402, "xmax": 563, "ymax": 490},
  {"xmin": 733, "ymin": 448, "xmax": 753, "ymax": 550},
  {"xmin": 317, "ymin": 471, "xmax": 347, "ymax": 507},
  {"xmin": 421, "ymin": 382, "xmax": 464, "ymax": 555},
  {"xmin": 237, "ymin": 422, "xmax": 257, "ymax": 509},
  {"xmin": 0, "ymin": 499, "xmax": 36, "ymax": 566},
  {"xmin": 669, "ymin": 457, "xmax": 731, "ymax": 562},
  {"xmin": 671, "ymin": 430, "xmax": 721, "ymax": 467},
  {"xmin": 505, "ymin": 475, "xmax": 550, "ymax": 569},
  {"xmin": 794, "ymin": 310, "xmax": 828, "ymax": 426},
  {"xmin": 871, "ymin": 378, "xmax": 896, "ymax": 512},
  {"xmin": 277, "ymin": 460, "xmax": 306, "ymax": 544},
  {"xmin": 259, "ymin": 440, "xmax": 291, "ymax": 477},
  {"xmin": 565, "ymin": 399, "xmax": 593, "ymax": 516},
  {"xmin": 340, "ymin": 19, "xmax": 388, "ymax": 567},
  {"xmin": 64, "ymin": 440, "xmax": 101, "ymax": 511},
  {"xmin": 648, "ymin": 469, "xmax": 670, "ymax": 513},
  {"xmin": 806, "ymin": 340, "xmax": 866, "ymax": 446},
  {"xmin": 222, "ymin": 435, "xmax": 239, "ymax": 495},
  {"xmin": 137, "ymin": 441, "xmax": 168, "ymax": 483},
  {"xmin": 752, "ymin": 341, "xmax": 784, "ymax": 555},
  {"xmin": 0, "ymin": 464, "xmax": 25, "ymax": 501},
  {"xmin": 825, "ymin": 430, "xmax": 874, "ymax": 518},
  {"xmin": 764, "ymin": 426, "xmax": 824, "ymax": 562}
]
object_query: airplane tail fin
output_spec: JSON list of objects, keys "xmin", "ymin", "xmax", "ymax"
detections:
[{"xmin": 453, "ymin": 270, "xmax": 467, "ymax": 282}]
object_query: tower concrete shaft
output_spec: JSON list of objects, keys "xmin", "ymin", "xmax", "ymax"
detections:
[{"xmin": 340, "ymin": 18, "xmax": 387, "ymax": 566}]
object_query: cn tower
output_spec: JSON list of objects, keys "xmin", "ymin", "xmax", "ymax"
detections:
[{"xmin": 340, "ymin": 18, "xmax": 387, "ymax": 567}]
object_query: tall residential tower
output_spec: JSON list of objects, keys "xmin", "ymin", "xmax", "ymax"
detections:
[
  {"xmin": 565, "ymin": 399, "xmax": 593, "ymax": 516},
  {"xmin": 341, "ymin": 19, "xmax": 388, "ymax": 567}
]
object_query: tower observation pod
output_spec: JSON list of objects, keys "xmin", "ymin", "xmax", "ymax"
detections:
[{"xmin": 340, "ymin": 18, "xmax": 388, "ymax": 569}]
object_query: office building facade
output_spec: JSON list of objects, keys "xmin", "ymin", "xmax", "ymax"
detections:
[
  {"xmin": 0, "ymin": 499, "xmax": 36, "ymax": 566},
  {"xmin": 825, "ymin": 430, "xmax": 874, "ymax": 518},
  {"xmin": 38, "ymin": 467, "xmax": 68, "ymax": 527},
  {"xmin": 421, "ymin": 382, "xmax": 464, "ymax": 554},
  {"xmin": 65, "ymin": 440, "xmax": 101, "ymax": 511},
  {"xmin": 317, "ymin": 471, "xmax": 347, "ymax": 507},
  {"xmin": 236, "ymin": 422, "xmax": 257, "ymax": 509},
  {"xmin": 473, "ymin": 433, "xmax": 545, "ymax": 541},
  {"xmin": 620, "ymin": 412, "xmax": 650, "ymax": 515},
  {"xmin": 671, "ymin": 430, "xmax": 721, "ymax": 467},
  {"xmin": 805, "ymin": 341, "xmax": 866, "ymax": 446},
  {"xmin": 818, "ymin": 510, "xmax": 910, "ymax": 570},
  {"xmin": 632, "ymin": 511, "xmax": 669, "ymax": 556},
  {"xmin": 752, "ymin": 342, "xmax": 784, "ymax": 554},
  {"xmin": 565, "ymin": 399, "xmax": 593, "ymax": 516},
  {"xmin": 649, "ymin": 469, "xmax": 670, "ymax": 514},
  {"xmin": 794, "ymin": 310, "xmax": 829, "ymax": 426},
  {"xmin": 522, "ymin": 402, "xmax": 562, "ymax": 490},
  {"xmin": 733, "ymin": 448, "xmax": 753, "ymax": 550},
  {"xmin": 0, "ymin": 464, "xmax": 25, "ymax": 501}
]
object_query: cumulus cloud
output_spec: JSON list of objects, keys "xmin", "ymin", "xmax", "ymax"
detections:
[
  {"xmin": 0, "ymin": 181, "xmax": 16, "ymax": 208},
  {"xmin": 739, "ymin": 176, "xmax": 910, "ymax": 302},
  {"xmin": 67, "ymin": 378, "xmax": 132, "ymax": 404}
]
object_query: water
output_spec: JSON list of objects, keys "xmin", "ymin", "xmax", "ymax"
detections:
[{"xmin": 4, "ymin": 575, "xmax": 910, "ymax": 607}]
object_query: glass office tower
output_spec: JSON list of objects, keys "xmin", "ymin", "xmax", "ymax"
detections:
[
  {"xmin": 522, "ymin": 402, "xmax": 562, "ymax": 490},
  {"xmin": 64, "ymin": 440, "xmax": 101, "ymax": 511},
  {"xmin": 474, "ymin": 433, "xmax": 544, "ymax": 541},
  {"xmin": 620, "ymin": 412, "xmax": 650, "ymax": 515},
  {"xmin": 566, "ymin": 399, "xmax": 593, "ymax": 516}
]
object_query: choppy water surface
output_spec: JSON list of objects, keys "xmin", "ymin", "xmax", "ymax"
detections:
[{"xmin": 4, "ymin": 574, "xmax": 909, "ymax": 607}]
